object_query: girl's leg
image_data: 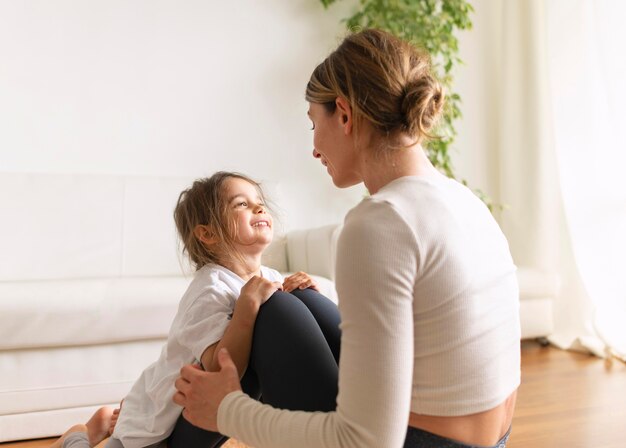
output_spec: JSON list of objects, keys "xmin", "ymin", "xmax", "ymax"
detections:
[
  {"xmin": 169, "ymin": 289, "xmax": 341, "ymax": 445},
  {"xmin": 166, "ymin": 416, "xmax": 228, "ymax": 448},
  {"xmin": 53, "ymin": 407, "xmax": 114, "ymax": 448},
  {"xmin": 288, "ymin": 288, "xmax": 341, "ymax": 363},
  {"xmin": 167, "ymin": 366, "xmax": 261, "ymax": 448},
  {"xmin": 250, "ymin": 290, "xmax": 339, "ymax": 412},
  {"xmin": 54, "ymin": 428, "xmax": 88, "ymax": 448}
]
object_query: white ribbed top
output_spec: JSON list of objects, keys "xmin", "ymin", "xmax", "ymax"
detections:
[{"xmin": 218, "ymin": 175, "xmax": 521, "ymax": 448}]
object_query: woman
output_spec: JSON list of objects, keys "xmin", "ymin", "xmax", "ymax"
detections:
[{"xmin": 173, "ymin": 29, "xmax": 520, "ymax": 448}]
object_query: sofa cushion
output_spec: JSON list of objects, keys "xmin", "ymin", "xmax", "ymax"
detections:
[
  {"xmin": 286, "ymin": 224, "xmax": 342, "ymax": 282},
  {"xmin": 120, "ymin": 176, "xmax": 196, "ymax": 277},
  {"xmin": 519, "ymin": 296, "xmax": 554, "ymax": 339},
  {"xmin": 0, "ymin": 339, "xmax": 165, "ymax": 415},
  {"xmin": 0, "ymin": 274, "xmax": 336, "ymax": 351},
  {"xmin": 0, "ymin": 173, "xmax": 125, "ymax": 282},
  {"xmin": 516, "ymin": 267, "xmax": 560, "ymax": 299},
  {"xmin": 0, "ymin": 405, "xmax": 119, "ymax": 443},
  {"xmin": 0, "ymin": 173, "xmax": 202, "ymax": 282},
  {"xmin": 0, "ymin": 277, "xmax": 190, "ymax": 350}
]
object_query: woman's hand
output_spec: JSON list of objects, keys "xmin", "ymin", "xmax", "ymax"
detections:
[
  {"xmin": 283, "ymin": 271, "xmax": 319, "ymax": 293},
  {"xmin": 173, "ymin": 348, "xmax": 242, "ymax": 432}
]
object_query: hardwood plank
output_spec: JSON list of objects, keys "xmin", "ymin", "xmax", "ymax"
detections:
[
  {"xmin": 3, "ymin": 342, "xmax": 625, "ymax": 448},
  {"xmin": 507, "ymin": 341, "xmax": 626, "ymax": 448}
]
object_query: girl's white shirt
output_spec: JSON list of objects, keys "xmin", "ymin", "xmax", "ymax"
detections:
[{"xmin": 111, "ymin": 263, "xmax": 283, "ymax": 448}]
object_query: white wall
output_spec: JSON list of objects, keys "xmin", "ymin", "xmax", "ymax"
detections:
[
  {"xmin": 0, "ymin": 0, "xmax": 363, "ymax": 232},
  {"xmin": 0, "ymin": 0, "xmax": 499, "ymax": 232},
  {"xmin": 454, "ymin": 0, "xmax": 502, "ymax": 203}
]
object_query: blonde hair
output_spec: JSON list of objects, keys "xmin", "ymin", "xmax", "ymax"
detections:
[
  {"xmin": 306, "ymin": 28, "xmax": 444, "ymax": 144},
  {"xmin": 173, "ymin": 172, "xmax": 269, "ymax": 271}
]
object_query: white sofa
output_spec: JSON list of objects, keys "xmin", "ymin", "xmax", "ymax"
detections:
[{"xmin": 0, "ymin": 172, "xmax": 557, "ymax": 442}]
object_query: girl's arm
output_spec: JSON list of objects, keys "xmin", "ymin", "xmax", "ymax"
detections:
[{"xmin": 201, "ymin": 276, "xmax": 281, "ymax": 377}]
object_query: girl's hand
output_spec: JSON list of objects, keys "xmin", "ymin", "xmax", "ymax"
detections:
[
  {"xmin": 282, "ymin": 271, "xmax": 319, "ymax": 293},
  {"xmin": 239, "ymin": 275, "xmax": 282, "ymax": 308}
]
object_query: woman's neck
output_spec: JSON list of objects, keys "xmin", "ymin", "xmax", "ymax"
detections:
[{"xmin": 360, "ymin": 141, "xmax": 440, "ymax": 195}]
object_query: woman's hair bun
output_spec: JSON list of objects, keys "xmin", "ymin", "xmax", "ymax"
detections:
[
  {"xmin": 306, "ymin": 29, "xmax": 445, "ymax": 143},
  {"xmin": 401, "ymin": 74, "xmax": 444, "ymax": 138}
]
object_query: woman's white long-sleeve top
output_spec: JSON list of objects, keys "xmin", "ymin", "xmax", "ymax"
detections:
[{"xmin": 218, "ymin": 175, "xmax": 521, "ymax": 448}]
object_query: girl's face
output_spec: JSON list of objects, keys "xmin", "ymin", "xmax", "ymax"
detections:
[
  {"xmin": 308, "ymin": 102, "xmax": 362, "ymax": 188},
  {"xmin": 223, "ymin": 177, "xmax": 273, "ymax": 253}
]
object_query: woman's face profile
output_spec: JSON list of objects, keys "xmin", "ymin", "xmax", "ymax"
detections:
[{"xmin": 307, "ymin": 102, "xmax": 361, "ymax": 188}]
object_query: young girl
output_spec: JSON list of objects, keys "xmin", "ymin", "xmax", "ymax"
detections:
[{"xmin": 51, "ymin": 171, "xmax": 342, "ymax": 448}]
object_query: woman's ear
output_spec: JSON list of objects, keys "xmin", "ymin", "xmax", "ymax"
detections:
[
  {"xmin": 193, "ymin": 225, "xmax": 218, "ymax": 247},
  {"xmin": 335, "ymin": 97, "xmax": 353, "ymax": 135}
]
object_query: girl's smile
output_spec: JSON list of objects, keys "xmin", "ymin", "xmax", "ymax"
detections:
[
  {"xmin": 223, "ymin": 177, "xmax": 274, "ymax": 249},
  {"xmin": 251, "ymin": 219, "xmax": 270, "ymax": 228}
]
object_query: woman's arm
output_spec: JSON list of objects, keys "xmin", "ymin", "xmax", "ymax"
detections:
[{"xmin": 176, "ymin": 200, "xmax": 418, "ymax": 448}]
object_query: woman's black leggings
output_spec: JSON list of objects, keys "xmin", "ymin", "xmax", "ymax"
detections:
[{"xmin": 168, "ymin": 288, "xmax": 342, "ymax": 448}]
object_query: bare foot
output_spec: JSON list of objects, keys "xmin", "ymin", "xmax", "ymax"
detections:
[
  {"xmin": 86, "ymin": 406, "xmax": 114, "ymax": 446},
  {"xmin": 109, "ymin": 399, "xmax": 124, "ymax": 436}
]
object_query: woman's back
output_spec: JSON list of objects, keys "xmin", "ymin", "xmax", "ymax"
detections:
[
  {"xmin": 337, "ymin": 174, "xmax": 520, "ymax": 445},
  {"xmin": 375, "ymin": 175, "xmax": 520, "ymax": 414}
]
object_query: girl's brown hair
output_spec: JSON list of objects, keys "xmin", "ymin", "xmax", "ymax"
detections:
[
  {"xmin": 173, "ymin": 171, "xmax": 268, "ymax": 271},
  {"xmin": 306, "ymin": 28, "xmax": 444, "ymax": 145}
]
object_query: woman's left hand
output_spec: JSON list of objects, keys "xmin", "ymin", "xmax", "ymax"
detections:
[
  {"xmin": 282, "ymin": 271, "xmax": 319, "ymax": 293},
  {"xmin": 173, "ymin": 348, "xmax": 242, "ymax": 432}
]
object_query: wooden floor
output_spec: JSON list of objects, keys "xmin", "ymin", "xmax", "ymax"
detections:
[
  {"xmin": 507, "ymin": 341, "xmax": 626, "ymax": 448},
  {"xmin": 3, "ymin": 341, "xmax": 625, "ymax": 448}
]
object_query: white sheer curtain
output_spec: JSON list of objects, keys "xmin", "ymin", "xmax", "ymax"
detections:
[
  {"xmin": 546, "ymin": 0, "xmax": 626, "ymax": 359},
  {"xmin": 497, "ymin": 0, "xmax": 626, "ymax": 360}
]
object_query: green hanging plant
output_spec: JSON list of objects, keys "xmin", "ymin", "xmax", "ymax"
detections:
[{"xmin": 319, "ymin": 0, "xmax": 497, "ymax": 212}]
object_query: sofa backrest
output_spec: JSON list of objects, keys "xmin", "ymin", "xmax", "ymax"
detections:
[
  {"xmin": 0, "ymin": 172, "xmax": 194, "ymax": 281},
  {"xmin": 0, "ymin": 172, "xmax": 288, "ymax": 282}
]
